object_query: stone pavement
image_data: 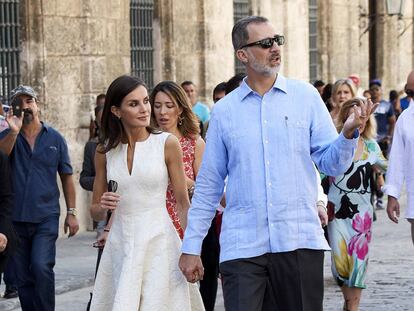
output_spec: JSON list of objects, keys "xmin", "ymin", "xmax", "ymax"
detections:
[{"xmin": 0, "ymin": 195, "xmax": 413, "ymax": 310}]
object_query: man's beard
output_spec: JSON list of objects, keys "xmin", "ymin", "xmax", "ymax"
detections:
[
  {"xmin": 249, "ymin": 55, "xmax": 280, "ymax": 77},
  {"xmin": 23, "ymin": 109, "xmax": 34, "ymax": 125}
]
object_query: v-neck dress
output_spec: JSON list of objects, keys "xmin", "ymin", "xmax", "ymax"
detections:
[
  {"xmin": 90, "ymin": 133, "xmax": 204, "ymax": 311},
  {"xmin": 327, "ymin": 138, "xmax": 387, "ymax": 288}
]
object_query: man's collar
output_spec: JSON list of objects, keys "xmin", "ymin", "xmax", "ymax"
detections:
[
  {"xmin": 41, "ymin": 121, "xmax": 49, "ymax": 131},
  {"xmin": 239, "ymin": 74, "xmax": 288, "ymax": 101}
]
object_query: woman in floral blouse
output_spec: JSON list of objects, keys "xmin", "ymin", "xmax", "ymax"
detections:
[
  {"xmin": 327, "ymin": 98, "xmax": 387, "ymax": 311},
  {"xmin": 150, "ymin": 81, "xmax": 205, "ymax": 239}
]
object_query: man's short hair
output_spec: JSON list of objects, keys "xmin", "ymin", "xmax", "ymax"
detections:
[
  {"xmin": 96, "ymin": 93, "xmax": 106, "ymax": 103},
  {"xmin": 181, "ymin": 81, "xmax": 195, "ymax": 88},
  {"xmin": 313, "ymin": 80, "xmax": 325, "ymax": 88},
  {"xmin": 213, "ymin": 82, "xmax": 227, "ymax": 96},
  {"xmin": 232, "ymin": 16, "xmax": 269, "ymax": 50}
]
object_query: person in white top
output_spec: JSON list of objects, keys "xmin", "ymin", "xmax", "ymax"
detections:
[{"xmin": 384, "ymin": 70, "xmax": 414, "ymax": 244}]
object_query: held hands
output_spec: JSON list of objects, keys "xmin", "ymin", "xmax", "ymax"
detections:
[
  {"xmin": 342, "ymin": 98, "xmax": 378, "ymax": 139},
  {"xmin": 100, "ymin": 192, "xmax": 121, "ymax": 210},
  {"xmin": 0, "ymin": 233, "xmax": 8, "ymax": 253},
  {"xmin": 179, "ymin": 254, "xmax": 204, "ymax": 283},
  {"xmin": 64, "ymin": 215, "xmax": 79, "ymax": 237},
  {"xmin": 386, "ymin": 196, "xmax": 400, "ymax": 224}
]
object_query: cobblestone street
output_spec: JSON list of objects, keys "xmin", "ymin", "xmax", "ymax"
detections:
[{"xmin": 0, "ymin": 194, "xmax": 413, "ymax": 310}]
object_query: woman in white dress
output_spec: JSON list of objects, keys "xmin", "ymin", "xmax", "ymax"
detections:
[{"xmin": 89, "ymin": 75, "xmax": 204, "ymax": 311}]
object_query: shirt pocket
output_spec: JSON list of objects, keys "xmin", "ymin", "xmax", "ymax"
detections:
[
  {"xmin": 235, "ymin": 209, "xmax": 257, "ymax": 246},
  {"xmin": 39, "ymin": 145, "xmax": 59, "ymax": 167},
  {"xmin": 287, "ymin": 119, "xmax": 308, "ymax": 153}
]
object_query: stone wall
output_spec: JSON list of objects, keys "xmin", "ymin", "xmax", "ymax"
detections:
[
  {"xmin": 20, "ymin": 0, "xmax": 131, "ymax": 234},
  {"xmin": 15, "ymin": 0, "xmax": 414, "ymax": 235}
]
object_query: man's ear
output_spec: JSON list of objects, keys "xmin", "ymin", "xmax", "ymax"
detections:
[
  {"xmin": 110, "ymin": 106, "xmax": 120, "ymax": 119},
  {"xmin": 236, "ymin": 49, "xmax": 248, "ymax": 64}
]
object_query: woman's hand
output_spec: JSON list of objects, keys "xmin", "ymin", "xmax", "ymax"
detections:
[
  {"xmin": 100, "ymin": 192, "xmax": 120, "ymax": 210},
  {"xmin": 317, "ymin": 203, "xmax": 328, "ymax": 227},
  {"xmin": 93, "ymin": 230, "xmax": 109, "ymax": 249},
  {"xmin": 0, "ymin": 233, "xmax": 8, "ymax": 253}
]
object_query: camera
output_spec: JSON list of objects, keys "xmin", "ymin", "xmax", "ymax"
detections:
[{"xmin": 11, "ymin": 97, "xmax": 22, "ymax": 118}]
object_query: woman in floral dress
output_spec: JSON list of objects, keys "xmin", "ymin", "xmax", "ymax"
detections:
[
  {"xmin": 327, "ymin": 98, "xmax": 387, "ymax": 311},
  {"xmin": 150, "ymin": 81, "xmax": 205, "ymax": 239}
]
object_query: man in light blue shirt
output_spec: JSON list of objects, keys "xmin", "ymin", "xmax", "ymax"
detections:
[
  {"xmin": 179, "ymin": 16, "xmax": 375, "ymax": 311},
  {"xmin": 181, "ymin": 81, "xmax": 210, "ymax": 124}
]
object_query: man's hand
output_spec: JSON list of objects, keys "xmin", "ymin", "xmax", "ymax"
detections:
[
  {"xmin": 342, "ymin": 98, "xmax": 378, "ymax": 139},
  {"xmin": 64, "ymin": 214, "xmax": 79, "ymax": 237},
  {"xmin": 387, "ymin": 196, "xmax": 400, "ymax": 224},
  {"xmin": 317, "ymin": 205, "xmax": 328, "ymax": 227},
  {"xmin": 0, "ymin": 233, "xmax": 8, "ymax": 253},
  {"xmin": 179, "ymin": 254, "xmax": 204, "ymax": 283},
  {"xmin": 5, "ymin": 108, "xmax": 23, "ymax": 134}
]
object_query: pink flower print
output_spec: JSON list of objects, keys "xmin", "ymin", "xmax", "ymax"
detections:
[{"xmin": 348, "ymin": 212, "xmax": 372, "ymax": 260}]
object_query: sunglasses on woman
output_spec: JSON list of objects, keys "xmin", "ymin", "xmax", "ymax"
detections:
[{"xmin": 239, "ymin": 35, "xmax": 285, "ymax": 49}]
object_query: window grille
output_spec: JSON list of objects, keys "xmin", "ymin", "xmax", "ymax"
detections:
[
  {"xmin": 0, "ymin": 0, "xmax": 20, "ymax": 103},
  {"xmin": 130, "ymin": 0, "xmax": 154, "ymax": 89},
  {"xmin": 309, "ymin": 0, "xmax": 318, "ymax": 83},
  {"xmin": 233, "ymin": 0, "xmax": 250, "ymax": 75}
]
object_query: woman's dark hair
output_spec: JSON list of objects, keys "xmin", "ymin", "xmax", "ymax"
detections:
[
  {"xmin": 321, "ymin": 83, "xmax": 333, "ymax": 110},
  {"xmin": 98, "ymin": 75, "xmax": 158, "ymax": 153},
  {"xmin": 225, "ymin": 73, "xmax": 246, "ymax": 94},
  {"xmin": 150, "ymin": 81, "xmax": 200, "ymax": 138}
]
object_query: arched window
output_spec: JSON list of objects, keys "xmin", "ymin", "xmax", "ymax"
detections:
[
  {"xmin": 233, "ymin": 0, "xmax": 250, "ymax": 74},
  {"xmin": 0, "ymin": 0, "xmax": 20, "ymax": 102},
  {"xmin": 130, "ymin": 0, "xmax": 154, "ymax": 89}
]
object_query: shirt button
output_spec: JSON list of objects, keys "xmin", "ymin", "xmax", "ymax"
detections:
[
  {"xmin": 265, "ymin": 140, "xmax": 269, "ymax": 144},
  {"xmin": 269, "ymin": 203, "xmax": 273, "ymax": 207},
  {"xmin": 268, "ymin": 182, "xmax": 272, "ymax": 186},
  {"xmin": 264, "ymin": 120, "xmax": 268, "ymax": 124},
  {"xmin": 270, "ymin": 223, "xmax": 274, "ymax": 227},
  {"xmin": 266, "ymin": 161, "xmax": 270, "ymax": 165}
]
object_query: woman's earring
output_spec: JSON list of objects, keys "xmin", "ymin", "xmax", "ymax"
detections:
[{"xmin": 178, "ymin": 116, "xmax": 183, "ymax": 126}]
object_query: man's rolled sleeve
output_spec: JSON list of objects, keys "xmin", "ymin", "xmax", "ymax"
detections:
[{"xmin": 58, "ymin": 136, "xmax": 73, "ymax": 175}]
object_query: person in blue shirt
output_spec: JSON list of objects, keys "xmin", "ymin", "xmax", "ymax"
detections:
[
  {"xmin": 181, "ymin": 81, "xmax": 210, "ymax": 124},
  {"xmin": 0, "ymin": 85, "xmax": 79, "ymax": 311},
  {"xmin": 400, "ymin": 84, "xmax": 413, "ymax": 111},
  {"xmin": 179, "ymin": 16, "xmax": 377, "ymax": 311}
]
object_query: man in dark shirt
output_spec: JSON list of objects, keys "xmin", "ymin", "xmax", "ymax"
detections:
[{"xmin": 0, "ymin": 85, "xmax": 79, "ymax": 311}]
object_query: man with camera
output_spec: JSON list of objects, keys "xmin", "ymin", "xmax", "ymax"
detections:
[{"xmin": 0, "ymin": 85, "xmax": 79, "ymax": 311}]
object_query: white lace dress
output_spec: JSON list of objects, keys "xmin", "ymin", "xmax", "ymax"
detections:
[{"xmin": 90, "ymin": 133, "xmax": 204, "ymax": 311}]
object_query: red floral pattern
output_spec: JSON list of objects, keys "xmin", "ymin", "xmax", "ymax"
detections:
[{"xmin": 166, "ymin": 136, "xmax": 196, "ymax": 239}]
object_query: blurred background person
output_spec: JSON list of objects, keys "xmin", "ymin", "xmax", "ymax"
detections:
[
  {"xmin": 313, "ymin": 79, "xmax": 325, "ymax": 97},
  {"xmin": 327, "ymin": 98, "xmax": 387, "ymax": 311},
  {"xmin": 389, "ymin": 90, "xmax": 401, "ymax": 118},
  {"xmin": 400, "ymin": 84, "xmax": 413, "ymax": 111},
  {"xmin": 88, "ymin": 94, "xmax": 106, "ymax": 140},
  {"xmin": 213, "ymin": 82, "xmax": 226, "ymax": 103},
  {"xmin": 322, "ymin": 83, "xmax": 333, "ymax": 111},
  {"xmin": 330, "ymin": 79, "xmax": 356, "ymax": 124}
]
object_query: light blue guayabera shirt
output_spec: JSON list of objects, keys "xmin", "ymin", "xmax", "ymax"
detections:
[{"xmin": 182, "ymin": 75, "xmax": 358, "ymax": 263}]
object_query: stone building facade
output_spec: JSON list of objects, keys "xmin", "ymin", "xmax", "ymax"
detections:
[{"xmin": 1, "ymin": 0, "xmax": 413, "ymax": 233}]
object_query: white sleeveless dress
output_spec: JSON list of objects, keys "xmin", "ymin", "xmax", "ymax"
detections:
[{"xmin": 90, "ymin": 133, "xmax": 204, "ymax": 311}]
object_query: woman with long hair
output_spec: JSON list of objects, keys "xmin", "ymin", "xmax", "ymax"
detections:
[
  {"xmin": 330, "ymin": 79, "xmax": 356, "ymax": 124},
  {"xmin": 150, "ymin": 81, "xmax": 205, "ymax": 240},
  {"xmin": 89, "ymin": 75, "xmax": 204, "ymax": 310},
  {"xmin": 327, "ymin": 98, "xmax": 387, "ymax": 311}
]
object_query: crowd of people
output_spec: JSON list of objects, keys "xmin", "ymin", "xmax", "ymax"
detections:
[{"xmin": 0, "ymin": 15, "xmax": 413, "ymax": 311}]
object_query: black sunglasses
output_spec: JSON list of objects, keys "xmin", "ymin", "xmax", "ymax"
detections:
[
  {"xmin": 240, "ymin": 35, "xmax": 285, "ymax": 49},
  {"xmin": 108, "ymin": 180, "xmax": 118, "ymax": 193}
]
